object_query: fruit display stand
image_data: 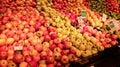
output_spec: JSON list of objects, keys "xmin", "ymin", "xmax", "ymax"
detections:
[
  {"xmin": 70, "ymin": 41, "xmax": 120, "ymax": 67},
  {"xmin": 0, "ymin": 0, "xmax": 120, "ymax": 67}
]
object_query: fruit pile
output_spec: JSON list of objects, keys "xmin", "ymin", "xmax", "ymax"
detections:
[
  {"xmin": 106, "ymin": 0, "xmax": 119, "ymax": 13},
  {"xmin": 87, "ymin": 0, "xmax": 120, "ymax": 21},
  {"xmin": 52, "ymin": 0, "xmax": 78, "ymax": 26},
  {"xmin": 0, "ymin": 0, "xmax": 120, "ymax": 67}
]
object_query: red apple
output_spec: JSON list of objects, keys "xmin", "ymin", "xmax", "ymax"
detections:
[
  {"xmin": 19, "ymin": 33, "xmax": 27, "ymax": 40},
  {"xmin": 34, "ymin": 23, "xmax": 41, "ymax": 30},
  {"xmin": 63, "ymin": 42, "xmax": 70, "ymax": 49},
  {"xmin": 0, "ymin": 50, "xmax": 7, "ymax": 59},
  {"xmin": 6, "ymin": 38, "xmax": 14, "ymax": 45},
  {"xmin": 0, "ymin": 60, "xmax": 8, "ymax": 67},
  {"xmin": 54, "ymin": 47, "xmax": 61, "ymax": 53},
  {"xmin": 105, "ymin": 34, "xmax": 110, "ymax": 38},
  {"xmin": 0, "ymin": 34, "xmax": 7, "ymax": 39},
  {"xmin": 56, "ymin": 62, "xmax": 62, "ymax": 67},
  {"xmin": 29, "ymin": 49, "xmax": 38, "ymax": 56},
  {"xmin": 46, "ymin": 50, "xmax": 53, "ymax": 56},
  {"xmin": 58, "ymin": 43, "xmax": 64, "ymax": 49},
  {"xmin": 25, "ymin": 55, "xmax": 32, "ymax": 63},
  {"xmin": 68, "ymin": 54, "xmax": 76, "ymax": 62},
  {"xmin": 13, "ymin": 53, "xmax": 24, "ymax": 63},
  {"xmin": 19, "ymin": 62, "xmax": 28, "ymax": 67},
  {"xmin": 50, "ymin": 32, "xmax": 58, "ymax": 39},
  {"xmin": 48, "ymin": 26, "xmax": 56, "ymax": 32},
  {"xmin": 70, "ymin": 49, "xmax": 76, "ymax": 56},
  {"xmin": 61, "ymin": 50, "xmax": 69, "ymax": 55},
  {"xmin": 5, "ymin": 31, "xmax": 15, "ymax": 37},
  {"xmin": 35, "ymin": 44, "xmax": 43, "ymax": 52},
  {"xmin": 61, "ymin": 38, "xmax": 69, "ymax": 44},
  {"xmin": 29, "ymin": 60, "xmax": 37, "ymax": 67},
  {"xmin": 29, "ymin": 39, "xmax": 38, "ymax": 46},
  {"xmin": 29, "ymin": 26, "xmax": 35, "ymax": 33},
  {"xmin": 111, "ymin": 34, "xmax": 117, "ymax": 40},
  {"xmin": 8, "ymin": 62, "xmax": 17, "ymax": 67},
  {"xmin": 13, "ymin": 35, "xmax": 19, "ymax": 41},
  {"xmin": 43, "ymin": 30, "xmax": 49, "ymax": 36},
  {"xmin": 53, "ymin": 52, "xmax": 61, "ymax": 60},
  {"xmin": 47, "ymin": 64, "xmax": 54, "ymax": 67},
  {"xmin": 40, "ymin": 51, "xmax": 47, "ymax": 60},
  {"xmin": 110, "ymin": 41, "xmax": 117, "ymax": 46},
  {"xmin": 35, "ymin": 31, "xmax": 43, "ymax": 37},
  {"xmin": 0, "ymin": 38, "xmax": 6, "ymax": 46},
  {"xmin": 33, "ymin": 54, "xmax": 40, "ymax": 62},
  {"xmin": 46, "ymin": 56, "xmax": 55, "ymax": 64},
  {"xmin": 49, "ymin": 44, "xmax": 57, "ymax": 50},
  {"xmin": 44, "ymin": 35, "xmax": 51, "ymax": 42},
  {"xmin": 53, "ymin": 38, "xmax": 61, "ymax": 44},
  {"xmin": 61, "ymin": 55, "xmax": 69, "ymax": 64},
  {"xmin": 44, "ymin": 22, "xmax": 50, "ymax": 27},
  {"xmin": 38, "ymin": 63, "xmax": 47, "ymax": 67}
]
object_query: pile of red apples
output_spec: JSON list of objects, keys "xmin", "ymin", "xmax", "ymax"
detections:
[
  {"xmin": 0, "ymin": 0, "xmax": 119, "ymax": 67},
  {"xmin": 0, "ymin": 0, "xmax": 78, "ymax": 67}
]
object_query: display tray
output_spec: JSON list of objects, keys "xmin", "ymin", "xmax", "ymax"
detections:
[{"xmin": 70, "ymin": 39, "xmax": 120, "ymax": 67}]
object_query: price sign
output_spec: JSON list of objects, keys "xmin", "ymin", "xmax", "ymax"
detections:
[
  {"xmin": 81, "ymin": 10, "xmax": 86, "ymax": 18},
  {"xmin": 77, "ymin": 16, "xmax": 84, "ymax": 24},
  {"xmin": 14, "ymin": 46, "xmax": 23, "ymax": 51},
  {"xmin": 109, "ymin": 21, "xmax": 114, "ymax": 28},
  {"xmin": 102, "ymin": 13, "xmax": 107, "ymax": 22}
]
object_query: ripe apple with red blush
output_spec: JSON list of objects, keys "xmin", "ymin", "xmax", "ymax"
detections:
[
  {"xmin": 33, "ymin": 54, "xmax": 41, "ymax": 62},
  {"xmin": 40, "ymin": 51, "xmax": 47, "ymax": 60},
  {"xmin": 63, "ymin": 42, "xmax": 70, "ymax": 49},
  {"xmin": 46, "ymin": 50, "xmax": 53, "ymax": 56},
  {"xmin": 53, "ymin": 52, "xmax": 61, "ymax": 60},
  {"xmin": 29, "ymin": 60, "xmax": 37, "ymax": 67},
  {"xmin": 44, "ymin": 35, "xmax": 51, "ymax": 42},
  {"xmin": 54, "ymin": 47, "xmax": 61, "ymax": 53},
  {"xmin": 43, "ymin": 30, "xmax": 49, "ymax": 36},
  {"xmin": 49, "ymin": 44, "xmax": 57, "ymax": 50},
  {"xmin": 8, "ymin": 61, "xmax": 17, "ymax": 67},
  {"xmin": 48, "ymin": 26, "xmax": 56, "ymax": 32},
  {"xmin": 70, "ymin": 49, "xmax": 77, "ymax": 56},
  {"xmin": 0, "ymin": 50, "xmax": 7, "ymax": 59},
  {"xmin": 47, "ymin": 64, "xmax": 54, "ymax": 67},
  {"xmin": 34, "ymin": 22, "xmax": 41, "ymax": 30},
  {"xmin": 35, "ymin": 44, "xmax": 43, "ymax": 52},
  {"xmin": 53, "ymin": 38, "xmax": 61, "ymax": 44},
  {"xmin": 61, "ymin": 55, "xmax": 69, "ymax": 64},
  {"xmin": 49, "ymin": 32, "xmax": 58, "ymax": 39},
  {"xmin": 46, "ymin": 56, "xmax": 55, "ymax": 64},
  {"xmin": 24, "ymin": 55, "xmax": 32, "ymax": 63},
  {"xmin": 61, "ymin": 49, "xmax": 70, "ymax": 55},
  {"xmin": 19, "ymin": 62, "xmax": 29, "ymax": 67},
  {"xmin": 0, "ymin": 59, "xmax": 8, "ymax": 67},
  {"xmin": 58, "ymin": 43, "xmax": 64, "ymax": 49},
  {"xmin": 13, "ymin": 53, "xmax": 24, "ymax": 63},
  {"xmin": 111, "ymin": 34, "xmax": 117, "ymax": 40},
  {"xmin": 56, "ymin": 62, "xmax": 62, "ymax": 67},
  {"xmin": 61, "ymin": 38, "xmax": 69, "ymax": 44}
]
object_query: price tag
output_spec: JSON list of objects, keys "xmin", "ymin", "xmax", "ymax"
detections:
[
  {"xmin": 14, "ymin": 46, "xmax": 23, "ymax": 51},
  {"xmin": 102, "ymin": 13, "xmax": 107, "ymax": 22},
  {"xmin": 109, "ymin": 21, "xmax": 114, "ymax": 28},
  {"xmin": 81, "ymin": 10, "xmax": 86, "ymax": 18},
  {"xmin": 77, "ymin": 16, "xmax": 84, "ymax": 24}
]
